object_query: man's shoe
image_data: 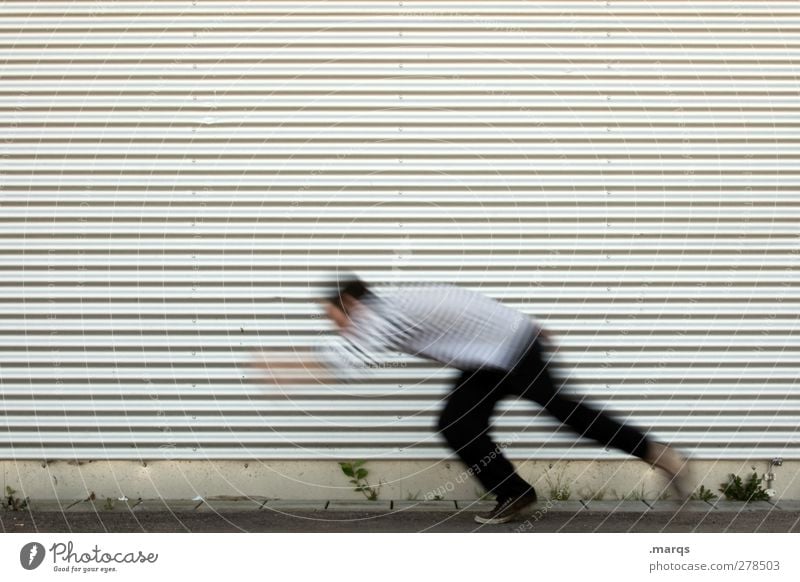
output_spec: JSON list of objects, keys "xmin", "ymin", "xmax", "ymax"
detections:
[{"xmin": 474, "ymin": 490, "xmax": 538, "ymax": 525}]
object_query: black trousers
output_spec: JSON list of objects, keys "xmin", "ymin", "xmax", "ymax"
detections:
[{"xmin": 436, "ymin": 330, "xmax": 652, "ymax": 503}]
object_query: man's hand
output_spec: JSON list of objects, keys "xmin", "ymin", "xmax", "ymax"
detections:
[
  {"xmin": 538, "ymin": 326, "xmax": 557, "ymax": 349},
  {"xmin": 246, "ymin": 348, "xmax": 331, "ymax": 386}
]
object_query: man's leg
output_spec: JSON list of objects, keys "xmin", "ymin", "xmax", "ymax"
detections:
[
  {"xmin": 510, "ymin": 337, "xmax": 651, "ymax": 459},
  {"xmin": 510, "ymin": 336, "xmax": 693, "ymax": 498},
  {"xmin": 437, "ymin": 368, "xmax": 535, "ymax": 503}
]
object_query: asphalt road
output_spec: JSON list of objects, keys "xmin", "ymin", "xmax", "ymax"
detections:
[{"xmin": 3, "ymin": 508, "xmax": 799, "ymax": 533}]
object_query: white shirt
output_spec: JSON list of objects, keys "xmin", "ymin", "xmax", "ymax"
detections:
[{"xmin": 313, "ymin": 282, "xmax": 540, "ymax": 382}]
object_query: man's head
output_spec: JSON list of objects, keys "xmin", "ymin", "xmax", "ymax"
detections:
[{"xmin": 320, "ymin": 275, "xmax": 373, "ymax": 331}]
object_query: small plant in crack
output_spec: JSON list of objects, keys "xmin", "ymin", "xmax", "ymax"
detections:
[
  {"xmin": 579, "ymin": 485, "xmax": 608, "ymax": 501},
  {"xmin": 543, "ymin": 463, "xmax": 571, "ymax": 501},
  {"xmin": 339, "ymin": 460, "xmax": 381, "ymax": 501},
  {"xmin": 618, "ymin": 483, "xmax": 649, "ymax": 501},
  {"xmin": 3, "ymin": 486, "xmax": 29, "ymax": 511},
  {"xmin": 690, "ymin": 484, "xmax": 718, "ymax": 502},
  {"xmin": 718, "ymin": 471, "xmax": 770, "ymax": 502}
]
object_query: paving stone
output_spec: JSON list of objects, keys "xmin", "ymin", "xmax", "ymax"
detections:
[
  {"xmin": 64, "ymin": 499, "xmax": 140, "ymax": 513},
  {"xmin": 262, "ymin": 500, "xmax": 328, "ymax": 511},
  {"xmin": 60, "ymin": 501, "xmax": 94, "ymax": 513},
  {"xmin": 326, "ymin": 500, "xmax": 391, "ymax": 511},
  {"xmin": 16, "ymin": 497, "xmax": 800, "ymax": 518},
  {"xmin": 771, "ymin": 499, "xmax": 800, "ymax": 511},
  {"xmin": 392, "ymin": 500, "xmax": 457, "ymax": 511},
  {"xmin": 539, "ymin": 500, "xmax": 586, "ymax": 513},
  {"xmin": 454, "ymin": 499, "xmax": 496, "ymax": 510},
  {"xmin": 197, "ymin": 498, "xmax": 266, "ymax": 512},
  {"xmin": 18, "ymin": 499, "xmax": 73, "ymax": 512},
  {"xmin": 644, "ymin": 500, "xmax": 715, "ymax": 513},
  {"xmin": 707, "ymin": 500, "xmax": 776, "ymax": 512},
  {"xmin": 456, "ymin": 498, "xmax": 584, "ymax": 513},
  {"xmin": 581, "ymin": 500, "xmax": 650, "ymax": 512},
  {"xmin": 133, "ymin": 499, "xmax": 204, "ymax": 512}
]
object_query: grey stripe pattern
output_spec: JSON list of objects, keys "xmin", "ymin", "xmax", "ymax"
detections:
[{"xmin": 315, "ymin": 283, "xmax": 539, "ymax": 380}]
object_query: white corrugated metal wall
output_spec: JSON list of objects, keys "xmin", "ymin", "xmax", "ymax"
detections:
[{"xmin": 1, "ymin": 1, "xmax": 798, "ymax": 462}]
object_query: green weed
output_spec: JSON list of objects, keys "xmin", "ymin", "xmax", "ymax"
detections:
[{"xmin": 338, "ymin": 460, "xmax": 381, "ymax": 501}]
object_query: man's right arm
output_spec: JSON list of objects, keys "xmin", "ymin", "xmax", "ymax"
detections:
[{"xmin": 312, "ymin": 333, "xmax": 387, "ymax": 384}]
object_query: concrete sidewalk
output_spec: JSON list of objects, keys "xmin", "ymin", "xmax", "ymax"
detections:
[{"xmin": 3, "ymin": 498, "xmax": 800, "ymax": 532}]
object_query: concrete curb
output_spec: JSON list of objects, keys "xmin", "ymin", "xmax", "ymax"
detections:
[
  {"xmin": 197, "ymin": 498, "xmax": 267, "ymax": 512},
  {"xmin": 263, "ymin": 500, "xmax": 328, "ymax": 511},
  {"xmin": 582, "ymin": 500, "xmax": 650, "ymax": 512},
  {"xmin": 4, "ymin": 498, "xmax": 795, "ymax": 514},
  {"xmin": 393, "ymin": 500, "xmax": 457, "ymax": 512}
]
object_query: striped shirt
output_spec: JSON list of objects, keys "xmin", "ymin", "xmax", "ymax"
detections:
[{"xmin": 313, "ymin": 282, "xmax": 540, "ymax": 382}]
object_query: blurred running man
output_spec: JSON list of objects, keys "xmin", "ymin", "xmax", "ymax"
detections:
[{"xmin": 251, "ymin": 275, "xmax": 691, "ymax": 524}]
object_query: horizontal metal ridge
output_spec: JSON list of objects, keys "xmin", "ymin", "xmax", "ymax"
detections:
[{"xmin": 2, "ymin": 1, "xmax": 797, "ymax": 461}]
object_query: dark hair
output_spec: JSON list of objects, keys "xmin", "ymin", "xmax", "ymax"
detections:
[{"xmin": 325, "ymin": 275, "xmax": 373, "ymax": 312}]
